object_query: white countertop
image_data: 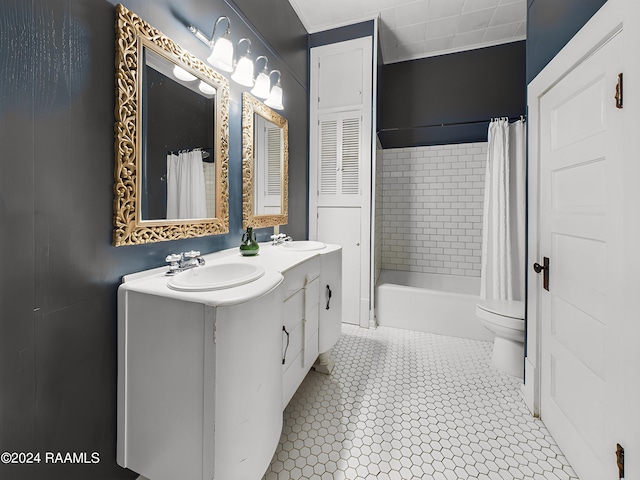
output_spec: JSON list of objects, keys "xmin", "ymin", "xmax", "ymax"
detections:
[{"xmin": 119, "ymin": 242, "xmax": 340, "ymax": 307}]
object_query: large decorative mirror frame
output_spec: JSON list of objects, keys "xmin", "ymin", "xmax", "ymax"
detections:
[
  {"xmin": 242, "ymin": 93, "xmax": 288, "ymax": 229},
  {"xmin": 113, "ymin": 4, "xmax": 230, "ymax": 246}
]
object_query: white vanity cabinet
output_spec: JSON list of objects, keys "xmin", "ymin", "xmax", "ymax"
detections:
[{"xmin": 117, "ymin": 244, "xmax": 342, "ymax": 480}]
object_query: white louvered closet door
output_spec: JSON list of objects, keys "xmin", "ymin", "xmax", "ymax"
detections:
[
  {"xmin": 310, "ymin": 35, "xmax": 374, "ymax": 328},
  {"xmin": 317, "ymin": 111, "xmax": 363, "ymax": 206},
  {"xmin": 265, "ymin": 124, "xmax": 282, "ymax": 205}
]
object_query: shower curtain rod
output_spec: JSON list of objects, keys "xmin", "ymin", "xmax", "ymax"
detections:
[
  {"xmin": 379, "ymin": 115, "xmax": 525, "ymax": 132},
  {"xmin": 167, "ymin": 147, "xmax": 214, "ymax": 162}
]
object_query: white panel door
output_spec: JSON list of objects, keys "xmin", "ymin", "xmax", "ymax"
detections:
[
  {"xmin": 317, "ymin": 207, "xmax": 360, "ymax": 325},
  {"xmin": 538, "ymin": 30, "xmax": 624, "ymax": 480}
]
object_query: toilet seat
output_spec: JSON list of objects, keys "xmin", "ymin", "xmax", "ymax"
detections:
[
  {"xmin": 477, "ymin": 299, "xmax": 524, "ymax": 319},
  {"xmin": 476, "ymin": 300, "xmax": 524, "ymax": 331}
]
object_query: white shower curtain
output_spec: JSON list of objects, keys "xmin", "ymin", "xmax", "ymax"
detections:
[
  {"xmin": 480, "ymin": 118, "xmax": 526, "ymax": 301},
  {"xmin": 166, "ymin": 150, "xmax": 208, "ymax": 219}
]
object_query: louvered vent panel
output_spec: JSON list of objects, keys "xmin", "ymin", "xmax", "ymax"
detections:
[
  {"xmin": 319, "ymin": 119, "xmax": 338, "ymax": 195},
  {"xmin": 341, "ymin": 116, "xmax": 360, "ymax": 195},
  {"xmin": 266, "ymin": 127, "xmax": 281, "ymax": 196}
]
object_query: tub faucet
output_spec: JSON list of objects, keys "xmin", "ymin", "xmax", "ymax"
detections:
[
  {"xmin": 271, "ymin": 233, "xmax": 292, "ymax": 245},
  {"xmin": 165, "ymin": 250, "xmax": 205, "ymax": 275}
]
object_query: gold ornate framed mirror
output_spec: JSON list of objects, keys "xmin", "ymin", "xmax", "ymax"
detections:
[
  {"xmin": 242, "ymin": 92, "xmax": 288, "ymax": 229},
  {"xmin": 113, "ymin": 4, "xmax": 229, "ymax": 246}
]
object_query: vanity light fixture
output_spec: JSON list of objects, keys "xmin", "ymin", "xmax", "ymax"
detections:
[
  {"xmin": 251, "ymin": 56, "xmax": 271, "ymax": 99},
  {"xmin": 231, "ymin": 38, "xmax": 255, "ymax": 87},
  {"xmin": 264, "ymin": 70, "xmax": 283, "ymax": 110},
  {"xmin": 189, "ymin": 16, "xmax": 234, "ymax": 73},
  {"xmin": 172, "ymin": 65, "xmax": 197, "ymax": 82}
]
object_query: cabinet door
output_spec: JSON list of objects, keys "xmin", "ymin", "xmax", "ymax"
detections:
[
  {"xmin": 303, "ymin": 276, "xmax": 320, "ymax": 369},
  {"xmin": 317, "ymin": 111, "xmax": 363, "ymax": 206},
  {"xmin": 317, "ymin": 207, "xmax": 361, "ymax": 325},
  {"xmin": 316, "ymin": 40, "xmax": 369, "ymax": 110},
  {"xmin": 318, "ymin": 248, "xmax": 342, "ymax": 353},
  {"xmin": 216, "ymin": 295, "xmax": 283, "ymax": 480}
]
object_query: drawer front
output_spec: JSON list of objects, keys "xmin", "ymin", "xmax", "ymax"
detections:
[
  {"xmin": 304, "ymin": 276, "xmax": 320, "ymax": 314},
  {"xmin": 282, "ymin": 352, "xmax": 304, "ymax": 409},
  {"xmin": 282, "ymin": 289, "xmax": 304, "ymax": 332},
  {"xmin": 280, "ymin": 256, "xmax": 321, "ymax": 300},
  {"xmin": 304, "ymin": 305, "xmax": 319, "ymax": 343},
  {"xmin": 304, "ymin": 330, "xmax": 319, "ymax": 371}
]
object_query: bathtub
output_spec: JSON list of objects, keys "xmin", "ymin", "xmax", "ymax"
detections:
[{"xmin": 375, "ymin": 270, "xmax": 493, "ymax": 342}]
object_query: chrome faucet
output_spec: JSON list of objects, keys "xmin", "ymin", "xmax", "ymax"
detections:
[
  {"xmin": 165, "ymin": 250, "xmax": 205, "ymax": 275},
  {"xmin": 270, "ymin": 233, "xmax": 292, "ymax": 245}
]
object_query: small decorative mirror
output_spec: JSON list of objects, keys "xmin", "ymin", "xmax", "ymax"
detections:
[
  {"xmin": 242, "ymin": 93, "xmax": 288, "ymax": 228},
  {"xmin": 113, "ymin": 4, "xmax": 229, "ymax": 246}
]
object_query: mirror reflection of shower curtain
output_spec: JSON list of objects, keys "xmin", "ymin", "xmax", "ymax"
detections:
[
  {"xmin": 480, "ymin": 118, "xmax": 526, "ymax": 301},
  {"xmin": 166, "ymin": 150, "xmax": 208, "ymax": 219}
]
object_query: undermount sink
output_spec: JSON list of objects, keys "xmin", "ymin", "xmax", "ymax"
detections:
[
  {"xmin": 167, "ymin": 262, "xmax": 265, "ymax": 292},
  {"xmin": 279, "ymin": 241, "xmax": 327, "ymax": 252}
]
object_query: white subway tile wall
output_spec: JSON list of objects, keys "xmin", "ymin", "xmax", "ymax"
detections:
[{"xmin": 380, "ymin": 142, "xmax": 487, "ymax": 277}]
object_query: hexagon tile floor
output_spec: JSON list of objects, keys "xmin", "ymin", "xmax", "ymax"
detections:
[{"xmin": 262, "ymin": 325, "xmax": 579, "ymax": 480}]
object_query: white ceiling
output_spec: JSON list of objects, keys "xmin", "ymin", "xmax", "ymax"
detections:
[{"xmin": 287, "ymin": 0, "xmax": 527, "ymax": 64}]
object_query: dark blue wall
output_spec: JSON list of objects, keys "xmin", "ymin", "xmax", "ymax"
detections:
[
  {"xmin": 379, "ymin": 41, "xmax": 526, "ymax": 148},
  {"xmin": 0, "ymin": 0, "xmax": 307, "ymax": 479},
  {"xmin": 526, "ymin": 0, "xmax": 607, "ymax": 83},
  {"xmin": 309, "ymin": 20, "xmax": 374, "ymax": 48},
  {"xmin": 378, "ymin": 0, "xmax": 609, "ymax": 149}
]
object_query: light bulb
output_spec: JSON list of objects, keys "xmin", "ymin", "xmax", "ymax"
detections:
[
  {"xmin": 207, "ymin": 36, "xmax": 234, "ymax": 73},
  {"xmin": 173, "ymin": 65, "xmax": 197, "ymax": 82},
  {"xmin": 198, "ymin": 81, "xmax": 216, "ymax": 95},
  {"xmin": 265, "ymin": 83, "xmax": 283, "ymax": 110},
  {"xmin": 251, "ymin": 70, "xmax": 271, "ymax": 98},
  {"xmin": 231, "ymin": 56, "xmax": 255, "ymax": 87}
]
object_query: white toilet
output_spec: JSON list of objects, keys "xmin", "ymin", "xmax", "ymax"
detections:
[{"xmin": 476, "ymin": 299, "xmax": 525, "ymax": 379}]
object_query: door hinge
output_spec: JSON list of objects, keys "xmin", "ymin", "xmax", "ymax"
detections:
[
  {"xmin": 615, "ymin": 73, "xmax": 623, "ymax": 109},
  {"xmin": 213, "ymin": 323, "xmax": 217, "ymax": 343},
  {"xmin": 616, "ymin": 443, "xmax": 625, "ymax": 480}
]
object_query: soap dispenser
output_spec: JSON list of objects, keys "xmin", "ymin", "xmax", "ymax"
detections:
[{"xmin": 239, "ymin": 227, "xmax": 260, "ymax": 256}]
